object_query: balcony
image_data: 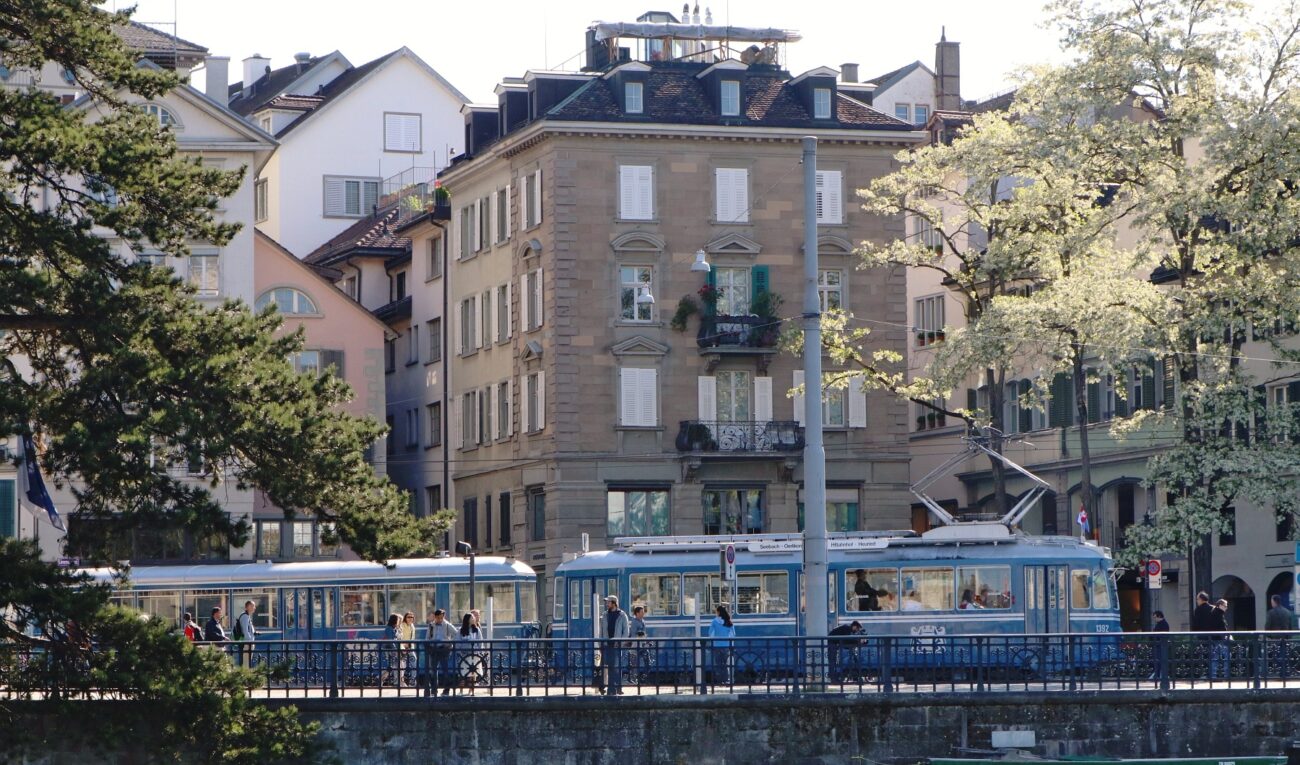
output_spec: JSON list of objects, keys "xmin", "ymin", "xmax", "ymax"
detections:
[
  {"xmin": 381, "ymin": 167, "xmax": 451, "ymax": 226},
  {"xmin": 697, "ymin": 314, "xmax": 781, "ymax": 350},
  {"xmin": 675, "ymin": 420, "xmax": 804, "ymax": 454}
]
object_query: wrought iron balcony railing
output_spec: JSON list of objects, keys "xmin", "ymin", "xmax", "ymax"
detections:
[
  {"xmin": 675, "ymin": 420, "xmax": 804, "ymax": 454},
  {"xmin": 697, "ymin": 314, "xmax": 781, "ymax": 349}
]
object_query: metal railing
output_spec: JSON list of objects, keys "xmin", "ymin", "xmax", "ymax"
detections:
[
  {"xmin": 697, "ymin": 314, "xmax": 781, "ymax": 349},
  {"xmin": 5, "ymin": 632, "xmax": 1300, "ymax": 700},
  {"xmin": 676, "ymin": 420, "xmax": 804, "ymax": 453}
]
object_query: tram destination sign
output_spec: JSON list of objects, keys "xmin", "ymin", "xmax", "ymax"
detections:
[{"xmin": 749, "ymin": 538, "xmax": 890, "ymax": 553}]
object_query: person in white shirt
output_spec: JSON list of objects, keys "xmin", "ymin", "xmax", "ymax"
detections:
[
  {"xmin": 425, "ymin": 609, "xmax": 459, "ymax": 697},
  {"xmin": 234, "ymin": 600, "xmax": 257, "ymax": 667}
]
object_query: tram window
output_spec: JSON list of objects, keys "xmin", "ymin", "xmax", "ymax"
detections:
[
  {"xmin": 312, "ymin": 588, "xmax": 333, "ymax": 629},
  {"xmin": 1070, "ymin": 570, "xmax": 1091, "ymax": 609},
  {"xmin": 631, "ymin": 574, "xmax": 681, "ymax": 616},
  {"xmin": 187, "ymin": 590, "xmax": 227, "ymax": 627},
  {"xmin": 570, "ymin": 580, "xmax": 580, "ymax": 620},
  {"xmin": 232, "ymin": 589, "xmax": 277, "ymax": 629},
  {"xmin": 737, "ymin": 572, "xmax": 789, "ymax": 614},
  {"xmin": 956, "ymin": 566, "xmax": 1012, "ymax": 610},
  {"xmin": 846, "ymin": 568, "xmax": 899, "ymax": 613},
  {"xmin": 481, "ymin": 583, "xmax": 517, "ymax": 624},
  {"xmin": 520, "ymin": 582, "xmax": 538, "ymax": 623},
  {"xmin": 900, "ymin": 567, "xmax": 953, "ymax": 611},
  {"xmin": 110, "ymin": 593, "xmax": 135, "ymax": 611},
  {"xmin": 553, "ymin": 578, "xmax": 565, "ymax": 622},
  {"xmin": 389, "ymin": 586, "xmax": 436, "ymax": 622},
  {"xmin": 1090, "ymin": 570, "xmax": 1112, "ymax": 610},
  {"xmin": 683, "ymin": 573, "xmax": 724, "ymax": 616},
  {"xmin": 340, "ymin": 587, "xmax": 383, "ymax": 626},
  {"xmin": 137, "ymin": 590, "xmax": 181, "ymax": 625}
]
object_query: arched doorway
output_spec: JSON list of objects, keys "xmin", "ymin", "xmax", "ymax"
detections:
[
  {"xmin": 1212, "ymin": 575, "xmax": 1256, "ymax": 630},
  {"xmin": 1266, "ymin": 571, "xmax": 1295, "ymax": 612}
]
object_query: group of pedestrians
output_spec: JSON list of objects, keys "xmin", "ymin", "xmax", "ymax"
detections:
[
  {"xmin": 422, "ymin": 608, "xmax": 483, "ymax": 697},
  {"xmin": 598, "ymin": 596, "xmax": 735, "ymax": 696},
  {"xmin": 179, "ymin": 601, "xmax": 259, "ymax": 667}
]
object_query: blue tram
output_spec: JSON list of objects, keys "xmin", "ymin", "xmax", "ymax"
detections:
[
  {"xmin": 554, "ymin": 524, "xmax": 1121, "ymax": 675},
  {"xmin": 81, "ymin": 557, "xmax": 539, "ymax": 640}
]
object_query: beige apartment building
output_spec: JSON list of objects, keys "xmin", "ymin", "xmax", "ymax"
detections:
[{"xmin": 431, "ymin": 22, "xmax": 925, "ymax": 616}]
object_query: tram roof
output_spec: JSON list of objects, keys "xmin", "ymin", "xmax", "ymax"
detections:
[
  {"xmin": 556, "ymin": 532, "xmax": 1109, "ymax": 574},
  {"xmin": 78, "ymin": 557, "xmax": 536, "ymax": 588}
]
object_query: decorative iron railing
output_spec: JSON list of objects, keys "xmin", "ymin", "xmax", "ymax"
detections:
[{"xmin": 675, "ymin": 420, "xmax": 804, "ymax": 453}]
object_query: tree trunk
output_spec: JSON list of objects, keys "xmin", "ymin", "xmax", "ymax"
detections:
[{"xmin": 1072, "ymin": 350, "xmax": 1095, "ymax": 539}]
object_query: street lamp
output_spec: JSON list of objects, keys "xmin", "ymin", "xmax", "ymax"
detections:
[
  {"xmin": 690, "ymin": 248, "xmax": 711, "ymax": 272},
  {"xmin": 457, "ymin": 541, "xmax": 476, "ymax": 611},
  {"xmin": 636, "ymin": 284, "xmax": 655, "ymax": 305}
]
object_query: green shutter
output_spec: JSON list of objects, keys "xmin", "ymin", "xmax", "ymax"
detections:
[
  {"xmin": 0, "ymin": 479, "xmax": 14, "ymax": 538},
  {"xmin": 966, "ymin": 388, "xmax": 978, "ymax": 416},
  {"xmin": 1049, "ymin": 373, "xmax": 1073, "ymax": 428},
  {"xmin": 751, "ymin": 266, "xmax": 770, "ymax": 297},
  {"xmin": 1141, "ymin": 367, "xmax": 1156, "ymax": 411},
  {"xmin": 1161, "ymin": 357, "xmax": 1176, "ymax": 409},
  {"xmin": 1018, "ymin": 379, "xmax": 1033, "ymax": 432},
  {"xmin": 1114, "ymin": 376, "xmax": 1129, "ymax": 418},
  {"xmin": 1087, "ymin": 378, "xmax": 1101, "ymax": 424}
]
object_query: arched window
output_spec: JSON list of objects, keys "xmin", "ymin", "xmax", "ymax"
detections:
[
  {"xmin": 140, "ymin": 103, "xmax": 178, "ymax": 128},
  {"xmin": 256, "ymin": 287, "xmax": 318, "ymax": 315}
]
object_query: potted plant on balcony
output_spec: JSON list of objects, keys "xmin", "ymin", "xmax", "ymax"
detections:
[
  {"xmin": 697, "ymin": 283, "xmax": 723, "ymax": 314},
  {"xmin": 749, "ymin": 290, "xmax": 784, "ymax": 347},
  {"xmin": 670, "ymin": 295, "xmax": 699, "ymax": 332},
  {"xmin": 430, "ymin": 181, "xmax": 451, "ymax": 220}
]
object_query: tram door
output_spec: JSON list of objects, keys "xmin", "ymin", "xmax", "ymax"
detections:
[
  {"xmin": 567, "ymin": 576, "xmax": 618, "ymax": 639},
  {"xmin": 1023, "ymin": 565, "xmax": 1068, "ymax": 634},
  {"xmin": 284, "ymin": 588, "xmax": 334, "ymax": 640}
]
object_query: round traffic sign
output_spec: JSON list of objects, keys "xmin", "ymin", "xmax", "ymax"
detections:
[
  {"xmin": 1147, "ymin": 560, "xmax": 1161, "ymax": 576},
  {"xmin": 725, "ymin": 544, "xmax": 736, "ymax": 564}
]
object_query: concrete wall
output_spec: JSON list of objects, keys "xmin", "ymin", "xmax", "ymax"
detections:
[{"xmin": 12, "ymin": 692, "xmax": 1300, "ymax": 764}]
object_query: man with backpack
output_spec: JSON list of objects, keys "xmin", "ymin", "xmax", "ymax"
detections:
[
  {"xmin": 234, "ymin": 600, "xmax": 257, "ymax": 667},
  {"xmin": 204, "ymin": 607, "xmax": 229, "ymax": 642}
]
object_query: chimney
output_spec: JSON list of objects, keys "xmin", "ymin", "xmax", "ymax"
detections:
[
  {"xmin": 935, "ymin": 28, "xmax": 961, "ymax": 111},
  {"xmin": 841, "ymin": 63, "xmax": 859, "ymax": 84},
  {"xmin": 204, "ymin": 55, "xmax": 229, "ymax": 103},
  {"xmin": 242, "ymin": 54, "xmax": 271, "ymax": 98},
  {"xmin": 294, "ymin": 51, "xmax": 312, "ymax": 73}
]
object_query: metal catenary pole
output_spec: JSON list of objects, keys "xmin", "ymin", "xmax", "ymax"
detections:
[{"xmin": 801, "ymin": 136, "xmax": 828, "ymax": 643}]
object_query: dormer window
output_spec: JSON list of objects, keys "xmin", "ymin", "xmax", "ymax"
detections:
[
  {"xmin": 625, "ymin": 81, "xmax": 644, "ymax": 114},
  {"xmin": 721, "ymin": 80, "xmax": 741, "ymax": 116},
  {"xmin": 813, "ymin": 88, "xmax": 832, "ymax": 119},
  {"xmin": 141, "ymin": 103, "xmax": 178, "ymax": 128}
]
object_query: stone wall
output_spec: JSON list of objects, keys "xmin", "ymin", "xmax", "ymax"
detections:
[{"xmin": 11, "ymin": 691, "xmax": 1300, "ymax": 764}]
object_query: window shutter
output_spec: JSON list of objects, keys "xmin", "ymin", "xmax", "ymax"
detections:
[
  {"xmin": 0, "ymin": 479, "xmax": 14, "ymax": 538},
  {"xmin": 489, "ymin": 192, "xmax": 497, "ymax": 245},
  {"xmin": 507, "ymin": 378, "xmax": 515, "ymax": 435},
  {"xmin": 698, "ymin": 376, "xmax": 717, "ymax": 421},
  {"xmin": 1049, "ymin": 373, "xmax": 1072, "ymax": 428},
  {"xmin": 638, "ymin": 166, "xmax": 652, "ymax": 220},
  {"xmin": 536, "ymin": 371, "xmax": 546, "ymax": 430},
  {"xmin": 452, "ymin": 305, "xmax": 461, "ymax": 355},
  {"xmin": 488, "ymin": 384, "xmax": 498, "ymax": 440},
  {"xmin": 534, "ymin": 268, "xmax": 544, "ymax": 327},
  {"xmin": 754, "ymin": 376, "xmax": 773, "ymax": 424},
  {"xmin": 321, "ymin": 349, "xmax": 345, "ymax": 378},
  {"xmin": 619, "ymin": 166, "xmax": 638, "ymax": 220},
  {"xmin": 472, "ymin": 200, "xmax": 481, "ymax": 252},
  {"xmin": 639, "ymin": 368, "xmax": 658, "ymax": 427},
  {"xmin": 793, "ymin": 370, "xmax": 805, "ymax": 426},
  {"xmin": 848, "ymin": 376, "xmax": 867, "ymax": 428},
  {"xmin": 452, "ymin": 397, "xmax": 462, "ymax": 450},
  {"xmin": 471, "ymin": 295, "xmax": 481, "ymax": 349},
  {"xmin": 505, "ymin": 184, "xmax": 513, "ymax": 238},
  {"xmin": 620, "ymin": 368, "xmax": 639, "ymax": 426},
  {"xmin": 1141, "ymin": 365, "xmax": 1156, "ymax": 411},
  {"xmin": 1161, "ymin": 357, "xmax": 1176, "ymax": 409},
  {"xmin": 505, "ymin": 281, "xmax": 514, "ymax": 338},
  {"xmin": 482, "ymin": 290, "xmax": 493, "ymax": 347},
  {"xmin": 323, "ymin": 177, "xmax": 345, "ymax": 216},
  {"xmin": 751, "ymin": 266, "xmax": 770, "ymax": 298},
  {"xmin": 363, "ymin": 182, "xmax": 378, "ymax": 216},
  {"xmin": 519, "ymin": 274, "xmax": 530, "ymax": 331},
  {"xmin": 1087, "ymin": 378, "xmax": 1101, "ymax": 424},
  {"xmin": 716, "ymin": 168, "xmax": 748, "ymax": 223},
  {"xmin": 519, "ymin": 177, "xmax": 528, "ymax": 229},
  {"xmin": 520, "ymin": 376, "xmax": 531, "ymax": 433},
  {"xmin": 1019, "ymin": 379, "xmax": 1034, "ymax": 430},
  {"xmin": 532, "ymin": 170, "xmax": 543, "ymax": 225}
]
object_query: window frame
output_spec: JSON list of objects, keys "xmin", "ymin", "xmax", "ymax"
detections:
[
  {"xmin": 720, "ymin": 80, "xmax": 741, "ymax": 116},
  {"xmin": 813, "ymin": 87, "xmax": 832, "ymax": 119},
  {"xmin": 625, "ymin": 81, "xmax": 644, "ymax": 114},
  {"xmin": 606, "ymin": 487, "xmax": 670, "ymax": 537},
  {"xmin": 893, "ymin": 103, "xmax": 911, "ymax": 122},
  {"xmin": 619, "ymin": 265, "xmax": 655, "ymax": 322},
  {"xmin": 383, "ymin": 111, "xmax": 422, "ymax": 153},
  {"xmin": 702, "ymin": 487, "xmax": 765, "ymax": 535},
  {"xmin": 323, "ymin": 175, "xmax": 380, "ymax": 218},
  {"xmin": 188, "ymin": 251, "xmax": 220, "ymax": 297},
  {"xmin": 254, "ymin": 177, "xmax": 268, "ymax": 222},
  {"xmin": 817, "ymin": 269, "xmax": 842, "ymax": 313}
]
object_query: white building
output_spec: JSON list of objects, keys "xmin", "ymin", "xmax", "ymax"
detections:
[{"xmin": 219, "ymin": 48, "xmax": 468, "ymax": 256}]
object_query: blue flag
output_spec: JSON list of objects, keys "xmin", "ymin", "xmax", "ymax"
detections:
[{"xmin": 21, "ymin": 433, "xmax": 65, "ymax": 532}]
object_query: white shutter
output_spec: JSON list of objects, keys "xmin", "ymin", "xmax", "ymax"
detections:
[
  {"xmin": 505, "ymin": 281, "xmax": 514, "ymax": 338},
  {"xmin": 793, "ymin": 370, "xmax": 806, "ymax": 426},
  {"xmin": 323, "ymin": 177, "xmax": 346, "ymax": 216},
  {"xmin": 471, "ymin": 294, "xmax": 480, "ymax": 349},
  {"xmin": 534, "ymin": 268, "xmax": 544, "ymax": 327},
  {"xmin": 384, "ymin": 113, "xmax": 420, "ymax": 152},
  {"xmin": 536, "ymin": 370, "xmax": 546, "ymax": 430},
  {"xmin": 506, "ymin": 378, "xmax": 515, "ymax": 435},
  {"xmin": 472, "ymin": 199, "xmax": 481, "ymax": 252},
  {"xmin": 640, "ymin": 368, "xmax": 658, "ymax": 427},
  {"xmin": 698, "ymin": 376, "xmax": 717, "ymax": 421},
  {"xmin": 482, "ymin": 290, "xmax": 493, "ymax": 347},
  {"xmin": 754, "ymin": 376, "xmax": 773, "ymax": 424},
  {"xmin": 817, "ymin": 170, "xmax": 843, "ymax": 224},
  {"xmin": 639, "ymin": 167, "xmax": 653, "ymax": 220},
  {"xmin": 489, "ymin": 192, "xmax": 498, "ymax": 245},
  {"xmin": 452, "ymin": 303, "xmax": 461, "ymax": 355},
  {"xmin": 452, "ymin": 396, "xmax": 462, "ymax": 450},
  {"xmin": 620, "ymin": 165, "xmax": 653, "ymax": 220},
  {"xmin": 532, "ymin": 170, "xmax": 542, "ymax": 225},
  {"xmin": 848, "ymin": 375, "xmax": 867, "ymax": 428},
  {"xmin": 619, "ymin": 166, "xmax": 638, "ymax": 220},
  {"xmin": 520, "ymin": 375, "xmax": 530, "ymax": 433},
  {"xmin": 488, "ymin": 384, "xmax": 498, "ymax": 440},
  {"xmin": 716, "ymin": 168, "xmax": 748, "ymax": 223},
  {"xmin": 505, "ymin": 183, "xmax": 513, "ymax": 238},
  {"xmin": 620, "ymin": 369, "xmax": 639, "ymax": 426},
  {"xmin": 519, "ymin": 273, "xmax": 530, "ymax": 331}
]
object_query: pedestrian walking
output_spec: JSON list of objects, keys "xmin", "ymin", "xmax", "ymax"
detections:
[
  {"xmin": 458, "ymin": 612, "xmax": 483, "ymax": 694},
  {"xmin": 1265, "ymin": 594, "xmax": 1296, "ymax": 631},
  {"xmin": 601, "ymin": 595, "xmax": 630, "ymax": 696},
  {"xmin": 234, "ymin": 599, "xmax": 257, "ymax": 668},
  {"xmin": 204, "ymin": 606, "xmax": 229, "ymax": 643},
  {"xmin": 1149, "ymin": 610, "xmax": 1170, "ymax": 679},
  {"xmin": 382, "ymin": 613, "xmax": 402, "ymax": 687},
  {"xmin": 628, "ymin": 605, "xmax": 649, "ymax": 680},
  {"xmin": 1208, "ymin": 599, "xmax": 1231, "ymax": 679},
  {"xmin": 400, "ymin": 612, "xmax": 417, "ymax": 687},
  {"xmin": 425, "ymin": 609, "xmax": 458, "ymax": 697},
  {"xmin": 707, "ymin": 605, "xmax": 736, "ymax": 686},
  {"xmin": 181, "ymin": 612, "xmax": 200, "ymax": 643}
]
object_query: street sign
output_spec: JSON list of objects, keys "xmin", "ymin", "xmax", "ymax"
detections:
[
  {"xmin": 720, "ymin": 543, "xmax": 737, "ymax": 581},
  {"xmin": 1147, "ymin": 559, "xmax": 1162, "ymax": 590}
]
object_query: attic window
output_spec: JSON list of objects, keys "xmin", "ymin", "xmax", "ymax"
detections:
[
  {"xmin": 813, "ymin": 88, "xmax": 832, "ymax": 119},
  {"xmin": 720, "ymin": 80, "xmax": 741, "ymax": 116},
  {"xmin": 625, "ymin": 82, "xmax": 644, "ymax": 114},
  {"xmin": 141, "ymin": 103, "xmax": 178, "ymax": 127}
]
